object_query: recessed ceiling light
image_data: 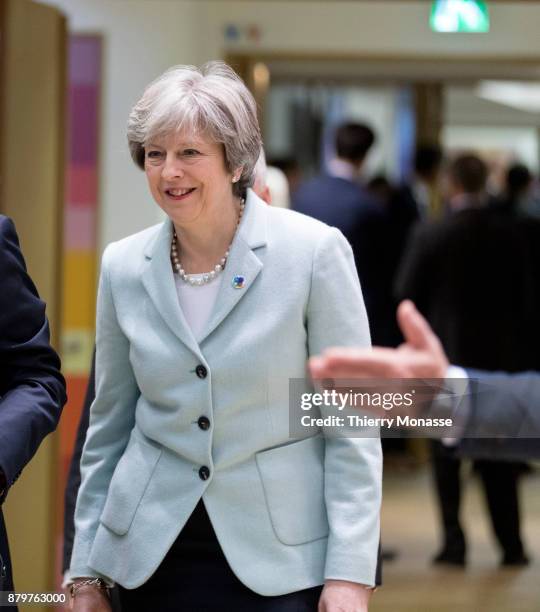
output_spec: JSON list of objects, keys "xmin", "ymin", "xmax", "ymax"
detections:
[{"xmin": 476, "ymin": 81, "xmax": 540, "ymax": 113}]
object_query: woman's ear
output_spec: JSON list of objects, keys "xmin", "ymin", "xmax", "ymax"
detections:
[{"xmin": 232, "ymin": 167, "xmax": 244, "ymax": 183}]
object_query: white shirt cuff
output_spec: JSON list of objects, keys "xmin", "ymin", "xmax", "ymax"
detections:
[{"xmin": 438, "ymin": 365, "xmax": 470, "ymax": 446}]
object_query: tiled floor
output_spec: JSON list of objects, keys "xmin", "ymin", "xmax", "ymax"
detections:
[{"xmin": 372, "ymin": 466, "xmax": 540, "ymax": 612}]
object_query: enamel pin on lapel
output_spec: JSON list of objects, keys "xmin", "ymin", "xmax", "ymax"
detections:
[{"xmin": 232, "ymin": 275, "xmax": 245, "ymax": 289}]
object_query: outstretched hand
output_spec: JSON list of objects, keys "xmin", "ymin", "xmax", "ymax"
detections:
[{"xmin": 309, "ymin": 300, "xmax": 449, "ymax": 381}]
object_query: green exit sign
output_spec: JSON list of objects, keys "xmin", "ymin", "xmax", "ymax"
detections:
[{"xmin": 431, "ymin": 0, "xmax": 490, "ymax": 33}]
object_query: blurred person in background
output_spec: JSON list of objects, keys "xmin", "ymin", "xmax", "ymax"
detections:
[
  {"xmin": 251, "ymin": 149, "xmax": 291, "ymax": 208},
  {"xmin": 384, "ymin": 144, "xmax": 445, "ymax": 278},
  {"xmin": 66, "ymin": 61, "xmax": 381, "ymax": 612},
  {"xmin": 0, "ymin": 216, "xmax": 67, "ymax": 609},
  {"xmin": 395, "ymin": 152, "xmax": 540, "ymax": 567},
  {"xmin": 265, "ymin": 165, "xmax": 290, "ymax": 209},
  {"xmin": 495, "ymin": 163, "xmax": 534, "ymax": 216},
  {"xmin": 398, "ymin": 144, "xmax": 444, "ymax": 221},
  {"xmin": 368, "ymin": 146, "xmax": 445, "ymax": 350},
  {"xmin": 251, "ymin": 149, "xmax": 272, "ymax": 205},
  {"xmin": 268, "ymin": 157, "xmax": 302, "ymax": 197},
  {"xmin": 445, "ymin": 153, "xmax": 491, "ymax": 212},
  {"xmin": 292, "ymin": 122, "xmax": 389, "ymax": 346},
  {"xmin": 366, "ymin": 175, "xmax": 394, "ymax": 210},
  {"xmin": 292, "ymin": 122, "xmax": 377, "ymax": 237},
  {"xmin": 525, "ymin": 171, "xmax": 540, "ymax": 219}
]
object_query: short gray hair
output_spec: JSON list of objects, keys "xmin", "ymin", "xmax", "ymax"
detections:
[{"xmin": 127, "ymin": 61, "xmax": 262, "ymax": 197}]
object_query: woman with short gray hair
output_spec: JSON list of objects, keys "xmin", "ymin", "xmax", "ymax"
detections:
[
  {"xmin": 68, "ymin": 61, "xmax": 381, "ymax": 611},
  {"xmin": 127, "ymin": 61, "xmax": 261, "ymax": 199}
]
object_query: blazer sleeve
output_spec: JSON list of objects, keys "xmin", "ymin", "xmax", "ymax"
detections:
[
  {"xmin": 306, "ymin": 227, "xmax": 382, "ymax": 587},
  {"xmin": 68, "ymin": 246, "xmax": 139, "ymax": 580},
  {"xmin": 0, "ymin": 216, "xmax": 66, "ymax": 502},
  {"xmin": 458, "ymin": 369, "xmax": 540, "ymax": 460}
]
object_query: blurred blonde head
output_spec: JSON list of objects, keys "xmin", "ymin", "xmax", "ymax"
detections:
[{"xmin": 252, "ymin": 149, "xmax": 271, "ymax": 204}]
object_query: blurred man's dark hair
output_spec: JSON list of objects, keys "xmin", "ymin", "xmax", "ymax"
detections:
[
  {"xmin": 506, "ymin": 164, "xmax": 532, "ymax": 196},
  {"xmin": 267, "ymin": 156, "xmax": 299, "ymax": 174},
  {"xmin": 335, "ymin": 122, "xmax": 375, "ymax": 163},
  {"xmin": 449, "ymin": 153, "xmax": 488, "ymax": 194},
  {"xmin": 494, "ymin": 163, "xmax": 533, "ymax": 215},
  {"xmin": 367, "ymin": 174, "xmax": 393, "ymax": 207},
  {"xmin": 415, "ymin": 144, "xmax": 443, "ymax": 180}
]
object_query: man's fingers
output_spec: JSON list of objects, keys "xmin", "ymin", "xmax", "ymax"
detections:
[{"xmin": 397, "ymin": 300, "xmax": 439, "ymax": 352}]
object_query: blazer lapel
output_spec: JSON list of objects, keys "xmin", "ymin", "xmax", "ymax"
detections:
[
  {"xmin": 198, "ymin": 191, "xmax": 267, "ymax": 343},
  {"xmin": 141, "ymin": 221, "xmax": 201, "ymax": 357}
]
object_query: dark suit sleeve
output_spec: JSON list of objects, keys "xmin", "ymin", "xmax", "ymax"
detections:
[
  {"xmin": 62, "ymin": 350, "xmax": 95, "ymax": 572},
  {"xmin": 0, "ymin": 216, "xmax": 66, "ymax": 501},
  {"xmin": 458, "ymin": 370, "xmax": 540, "ymax": 460}
]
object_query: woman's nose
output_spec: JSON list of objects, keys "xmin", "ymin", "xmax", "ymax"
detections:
[{"xmin": 161, "ymin": 155, "xmax": 185, "ymax": 180}]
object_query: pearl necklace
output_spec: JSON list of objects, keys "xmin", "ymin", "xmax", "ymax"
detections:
[{"xmin": 171, "ymin": 199, "xmax": 245, "ymax": 286}]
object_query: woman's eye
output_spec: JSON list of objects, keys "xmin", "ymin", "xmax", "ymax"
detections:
[
  {"xmin": 182, "ymin": 149, "xmax": 199, "ymax": 157},
  {"xmin": 146, "ymin": 150, "xmax": 163, "ymax": 159}
]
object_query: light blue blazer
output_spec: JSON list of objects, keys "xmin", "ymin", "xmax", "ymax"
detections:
[{"xmin": 69, "ymin": 190, "xmax": 382, "ymax": 594}]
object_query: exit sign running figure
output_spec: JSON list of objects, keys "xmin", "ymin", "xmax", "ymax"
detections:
[{"xmin": 430, "ymin": 0, "xmax": 490, "ymax": 33}]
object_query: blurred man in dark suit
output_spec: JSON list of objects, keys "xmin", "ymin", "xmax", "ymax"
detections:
[
  {"xmin": 372, "ymin": 145, "xmax": 445, "ymax": 348},
  {"xmin": 494, "ymin": 163, "xmax": 534, "ymax": 216},
  {"xmin": 400, "ymin": 144, "xmax": 444, "ymax": 221},
  {"xmin": 292, "ymin": 122, "xmax": 389, "ymax": 344},
  {"xmin": 395, "ymin": 154, "xmax": 540, "ymax": 567},
  {"xmin": 0, "ymin": 216, "xmax": 66, "ymax": 606}
]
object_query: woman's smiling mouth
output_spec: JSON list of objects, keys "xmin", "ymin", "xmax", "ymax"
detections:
[{"xmin": 165, "ymin": 187, "xmax": 196, "ymax": 200}]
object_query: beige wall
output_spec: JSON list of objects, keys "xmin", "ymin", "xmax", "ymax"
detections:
[
  {"xmin": 37, "ymin": 0, "xmax": 540, "ymax": 250},
  {"xmin": 1, "ymin": 0, "xmax": 65, "ymax": 313},
  {"xmin": 198, "ymin": 1, "xmax": 540, "ymax": 57},
  {"xmin": 37, "ymin": 0, "xmax": 204, "ymax": 250}
]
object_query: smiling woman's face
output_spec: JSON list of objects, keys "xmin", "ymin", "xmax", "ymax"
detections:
[{"xmin": 144, "ymin": 130, "xmax": 236, "ymax": 228}]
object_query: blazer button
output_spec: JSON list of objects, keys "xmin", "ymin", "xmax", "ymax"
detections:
[
  {"xmin": 198, "ymin": 416, "xmax": 210, "ymax": 431},
  {"xmin": 195, "ymin": 365, "xmax": 208, "ymax": 379},
  {"xmin": 199, "ymin": 466, "xmax": 210, "ymax": 481}
]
